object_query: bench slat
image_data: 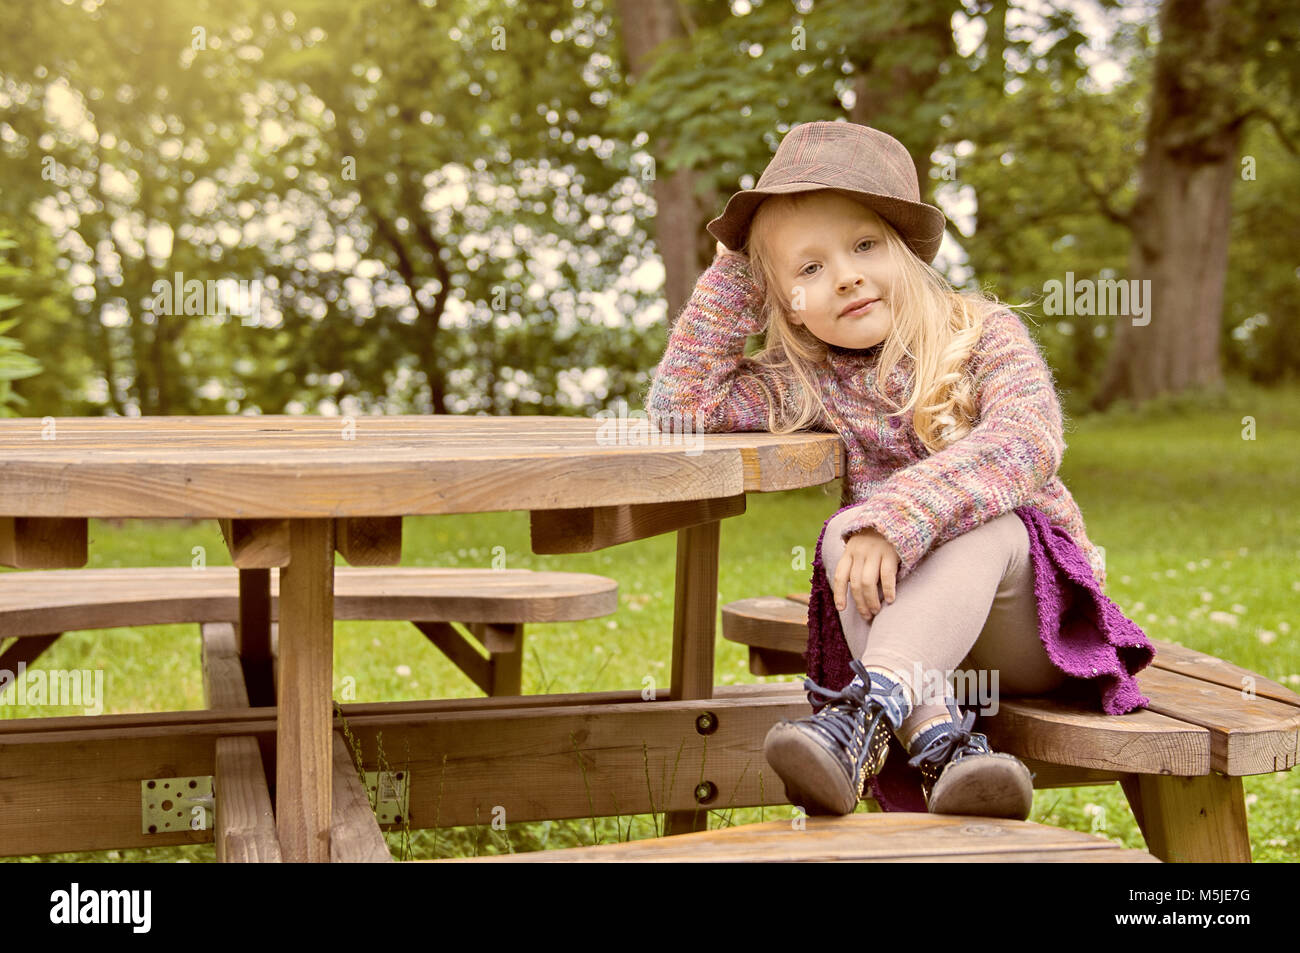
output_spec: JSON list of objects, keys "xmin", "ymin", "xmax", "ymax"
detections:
[
  {"xmin": 1138, "ymin": 666, "xmax": 1300, "ymax": 775},
  {"xmin": 979, "ymin": 696, "xmax": 1210, "ymax": 776},
  {"xmin": 1146, "ymin": 640, "xmax": 1300, "ymax": 709},
  {"xmin": 330, "ymin": 734, "xmax": 393, "ymax": 863},
  {"xmin": 430, "ymin": 814, "xmax": 1159, "ymax": 863},
  {"xmin": 0, "ymin": 566, "xmax": 618, "ymax": 637},
  {"xmin": 201, "ymin": 622, "xmax": 250, "ymax": 710},
  {"xmin": 214, "ymin": 737, "xmax": 283, "ymax": 863}
]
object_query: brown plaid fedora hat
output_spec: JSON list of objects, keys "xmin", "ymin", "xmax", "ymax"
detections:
[{"xmin": 707, "ymin": 121, "xmax": 948, "ymax": 265}]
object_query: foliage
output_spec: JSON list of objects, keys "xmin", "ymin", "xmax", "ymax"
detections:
[
  {"xmin": 0, "ymin": 231, "xmax": 44, "ymax": 416},
  {"xmin": 0, "ymin": 0, "xmax": 1296, "ymax": 417}
]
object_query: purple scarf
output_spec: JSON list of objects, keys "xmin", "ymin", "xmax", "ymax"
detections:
[{"xmin": 803, "ymin": 503, "xmax": 1156, "ymax": 813}]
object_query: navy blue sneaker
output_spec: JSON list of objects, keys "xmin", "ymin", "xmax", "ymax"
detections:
[
  {"xmin": 907, "ymin": 702, "xmax": 1034, "ymax": 820},
  {"xmin": 763, "ymin": 660, "xmax": 909, "ymax": 816}
]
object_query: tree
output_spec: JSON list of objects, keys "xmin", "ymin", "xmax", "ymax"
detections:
[{"xmin": 1091, "ymin": 0, "xmax": 1300, "ymax": 408}]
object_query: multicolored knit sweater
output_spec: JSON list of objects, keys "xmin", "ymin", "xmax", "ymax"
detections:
[{"xmin": 643, "ymin": 253, "xmax": 1108, "ymax": 591}]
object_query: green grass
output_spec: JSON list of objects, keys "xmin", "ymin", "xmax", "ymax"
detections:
[{"xmin": 2, "ymin": 377, "xmax": 1297, "ymax": 863}]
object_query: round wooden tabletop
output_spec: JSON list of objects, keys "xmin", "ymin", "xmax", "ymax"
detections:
[{"xmin": 0, "ymin": 415, "xmax": 842, "ymax": 517}]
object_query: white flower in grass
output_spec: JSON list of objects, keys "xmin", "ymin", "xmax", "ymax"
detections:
[
  {"xmin": 395, "ymin": 664, "xmax": 411, "ymax": 677},
  {"xmin": 1257, "ymin": 630, "xmax": 1276, "ymax": 645},
  {"xmin": 1245, "ymin": 794, "xmax": 1258, "ymax": 807},
  {"xmin": 1208, "ymin": 611, "xmax": 1239, "ymax": 626},
  {"xmin": 1281, "ymin": 621, "xmax": 1292, "ymax": 634},
  {"xmin": 1121, "ymin": 575, "xmax": 1131, "ymax": 584},
  {"xmin": 1238, "ymin": 547, "xmax": 1249, "ymax": 556},
  {"xmin": 1200, "ymin": 558, "xmax": 1211, "ymax": 568},
  {"xmin": 1165, "ymin": 568, "xmax": 1178, "ymax": 578},
  {"xmin": 1265, "ymin": 838, "xmax": 1289, "ymax": 847},
  {"xmin": 1231, "ymin": 603, "xmax": 1248, "ymax": 614},
  {"xmin": 1200, "ymin": 591, "xmax": 1214, "ymax": 603},
  {"xmin": 1292, "ymin": 581, "xmax": 1300, "ymax": 592},
  {"xmin": 1185, "ymin": 561, "xmax": 1198, "ymax": 571},
  {"xmin": 1132, "ymin": 601, "xmax": 1146, "ymax": 612},
  {"xmin": 1287, "ymin": 675, "xmax": 1300, "ymax": 685}
]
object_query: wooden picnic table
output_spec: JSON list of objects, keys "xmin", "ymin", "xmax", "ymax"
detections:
[{"xmin": 0, "ymin": 415, "xmax": 842, "ymax": 862}]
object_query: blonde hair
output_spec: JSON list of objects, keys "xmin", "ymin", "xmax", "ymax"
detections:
[{"xmin": 738, "ymin": 191, "xmax": 1027, "ymax": 454}]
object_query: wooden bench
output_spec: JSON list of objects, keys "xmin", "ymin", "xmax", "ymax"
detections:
[
  {"xmin": 432, "ymin": 813, "xmax": 1161, "ymax": 862},
  {"xmin": 721, "ymin": 593, "xmax": 1300, "ymax": 864},
  {"xmin": 0, "ymin": 566, "xmax": 619, "ymax": 700},
  {"xmin": 0, "ymin": 565, "xmax": 617, "ymax": 862}
]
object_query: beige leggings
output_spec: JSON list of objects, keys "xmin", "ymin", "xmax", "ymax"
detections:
[{"xmin": 820, "ymin": 509, "xmax": 1066, "ymax": 748}]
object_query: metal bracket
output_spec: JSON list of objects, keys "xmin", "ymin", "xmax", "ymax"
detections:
[
  {"xmin": 141, "ymin": 776, "xmax": 215, "ymax": 834},
  {"xmin": 364, "ymin": 770, "xmax": 409, "ymax": 825}
]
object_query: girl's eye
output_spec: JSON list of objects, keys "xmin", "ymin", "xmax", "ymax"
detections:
[{"xmin": 799, "ymin": 240, "xmax": 875, "ymax": 275}]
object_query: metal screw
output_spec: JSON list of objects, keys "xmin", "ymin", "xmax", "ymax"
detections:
[{"xmin": 695, "ymin": 711, "xmax": 718, "ymax": 735}]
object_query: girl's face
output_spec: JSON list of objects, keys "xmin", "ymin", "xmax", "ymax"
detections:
[{"xmin": 764, "ymin": 191, "xmax": 899, "ymax": 350}]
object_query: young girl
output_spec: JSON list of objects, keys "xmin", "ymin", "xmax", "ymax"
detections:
[{"xmin": 645, "ymin": 121, "xmax": 1155, "ymax": 820}]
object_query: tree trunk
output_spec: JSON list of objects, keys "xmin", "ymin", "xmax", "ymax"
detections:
[
  {"xmin": 617, "ymin": 0, "xmax": 706, "ymax": 329},
  {"xmin": 847, "ymin": 1, "xmax": 957, "ymax": 209},
  {"xmin": 1092, "ymin": 0, "xmax": 1251, "ymax": 409}
]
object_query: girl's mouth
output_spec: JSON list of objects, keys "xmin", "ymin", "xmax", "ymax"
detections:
[{"xmin": 840, "ymin": 298, "xmax": 879, "ymax": 317}]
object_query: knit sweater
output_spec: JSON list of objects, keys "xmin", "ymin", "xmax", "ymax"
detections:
[{"xmin": 643, "ymin": 253, "xmax": 1108, "ymax": 592}]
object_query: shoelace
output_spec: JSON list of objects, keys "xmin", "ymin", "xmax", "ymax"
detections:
[
  {"xmin": 800, "ymin": 662, "xmax": 892, "ymax": 788},
  {"xmin": 905, "ymin": 701, "xmax": 991, "ymax": 772}
]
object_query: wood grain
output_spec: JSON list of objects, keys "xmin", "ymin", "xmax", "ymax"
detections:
[
  {"xmin": 428, "ymin": 814, "xmax": 1159, "ymax": 863},
  {"xmin": 275, "ymin": 518, "xmax": 334, "ymax": 863},
  {"xmin": 0, "ymin": 566, "xmax": 618, "ymax": 637},
  {"xmin": 0, "ymin": 416, "xmax": 840, "ymax": 517},
  {"xmin": 530, "ymin": 496, "xmax": 746, "ymax": 554},
  {"xmin": 0, "ymin": 517, "xmax": 87, "ymax": 568},
  {"xmin": 330, "ymin": 733, "xmax": 393, "ymax": 863},
  {"xmin": 335, "ymin": 517, "xmax": 402, "ymax": 566},
  {"xmin": 201, "ymin": 619, "xmax": 281, "ymax": 862}
]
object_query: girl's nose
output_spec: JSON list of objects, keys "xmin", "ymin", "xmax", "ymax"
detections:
[{"xmin": 838, "ymin": 274, "xmax": 864, "ymax": 294}]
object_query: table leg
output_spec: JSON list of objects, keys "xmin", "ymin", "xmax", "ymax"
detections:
[
  {"xmin": 275, "ymin": 518, "xmax": 335, "ymax": 863},
  {"xmin": 664, "ymin": 519, "xmax": 720, "ymax": 837},
  {"xmin": 1121, "ymin": 772, "xmax": 1253, "ymax": 862},
  {"xmin": 237, "ymin": 568, "xmax": 275, "ymax": 707}
]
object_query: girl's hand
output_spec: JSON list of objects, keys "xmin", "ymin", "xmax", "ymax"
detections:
[{"xmin": 833, "ymin": 528, "xmax": 900, "ymax": 621}]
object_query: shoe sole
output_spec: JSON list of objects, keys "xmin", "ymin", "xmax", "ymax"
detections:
[
  {"xmin": 763, "ymin": 722, "xmax": 861, "ymax": 816},
  {"xmin": 928, "ymin": 753, "xmax": 1034, "ymax": 820}
]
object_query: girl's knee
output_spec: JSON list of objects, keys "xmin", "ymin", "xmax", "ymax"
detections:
[{"xmin": 819, "ymin": 512, "xmax": 854, "ymax": 575}]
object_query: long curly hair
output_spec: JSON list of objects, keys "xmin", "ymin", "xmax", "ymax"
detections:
[{"xmin": 738, "ymin": 190, "xmax": 1029, "ymax": 454}]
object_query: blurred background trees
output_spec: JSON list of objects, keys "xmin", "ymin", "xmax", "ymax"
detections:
[{"xmin": 0, "ymin": 0, "xmax": 1296, "ymax": 420}]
